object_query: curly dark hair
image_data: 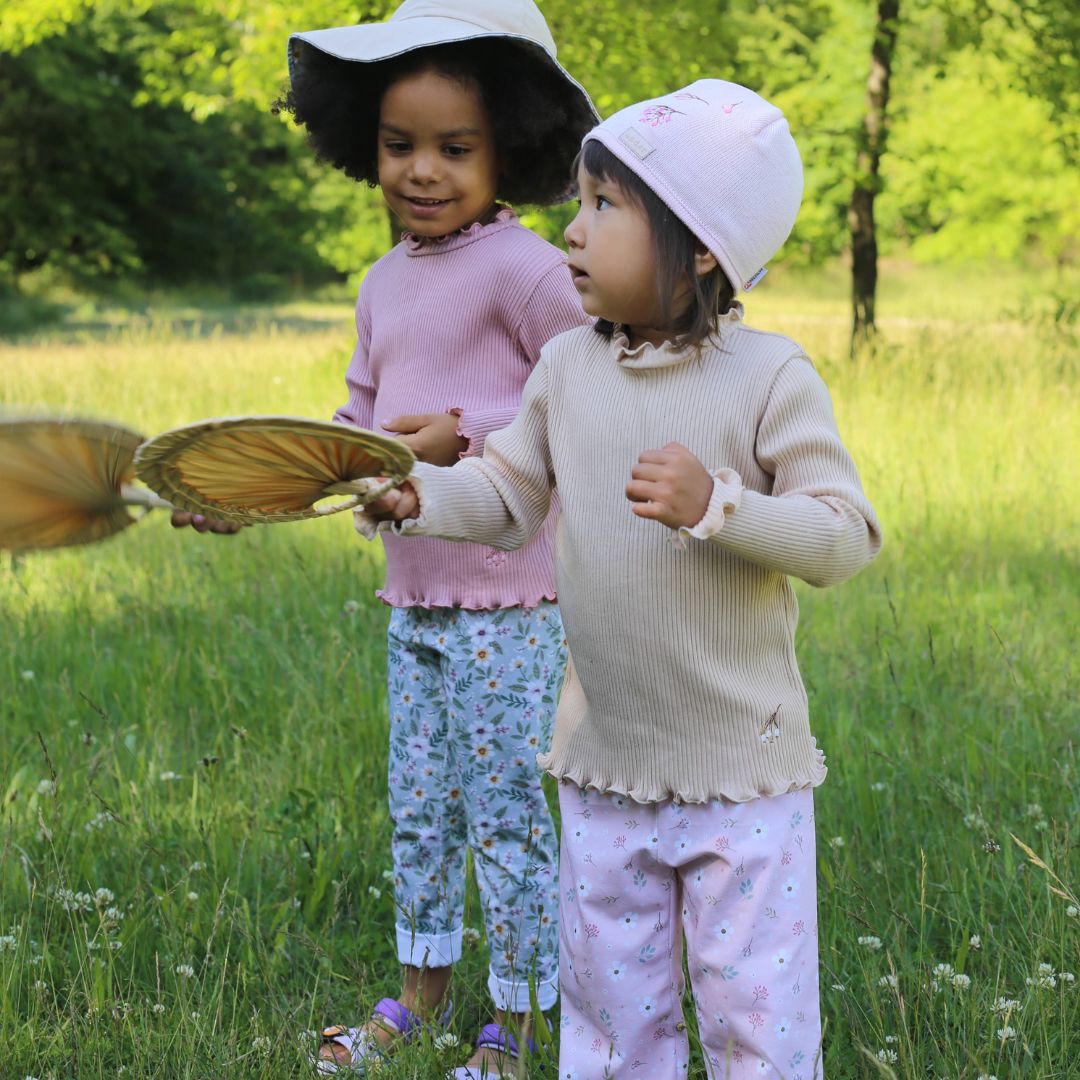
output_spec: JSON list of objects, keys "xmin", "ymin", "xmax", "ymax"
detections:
[
  {"xmin": 278, "ymin": 37, "xmax": 595, "ymax": 206},
  {"xmin": 579, "ymin": 140, "xmax": 735, "ymax": 349}
]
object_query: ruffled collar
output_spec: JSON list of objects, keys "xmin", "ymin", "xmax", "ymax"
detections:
[
  {"xmin": 403, "ymin": 206, "xmax": 517, "ymax": 256},
  {"xmin": 611, "ymin": 304, "xmax": 744, "ymax": 369}
]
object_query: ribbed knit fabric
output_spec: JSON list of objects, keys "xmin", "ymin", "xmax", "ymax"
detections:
[
  {"xmin": 360, "ymin": 309, "xmax": 882, "ymax": 802},
  {"xmin": 333, "ymin": 208, "xmax": 589, "ymax": 608}
]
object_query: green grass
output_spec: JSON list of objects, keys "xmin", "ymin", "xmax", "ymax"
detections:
[{"xmin": 2, "ymin": 262, "xmax": 1078, "ymax": 1078}]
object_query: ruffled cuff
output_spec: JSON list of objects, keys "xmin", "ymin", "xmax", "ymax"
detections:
[
  {"xmin": 671, "ymin": 468, "xmax": 743, "ymax": 550},
  {"xmin": 351, "ymin": 472, "xmax": 428, "ymax": 538},
  {"xmin": 447, "ymin": 406, "xmax": 516, "ymax": 458}
]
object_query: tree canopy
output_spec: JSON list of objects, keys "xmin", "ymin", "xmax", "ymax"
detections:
[{"xmin": 1, "ymin": 0, "xmax": 1076, "ymax": 294}]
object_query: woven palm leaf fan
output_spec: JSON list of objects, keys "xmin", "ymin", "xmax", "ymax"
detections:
[
  {"xmin": 0, "ymin": 417, "xmax": 172, "ymax": 552},
  {"xmin": 135, "ymin": 416, "xmax": 415, "ymax": 524}
]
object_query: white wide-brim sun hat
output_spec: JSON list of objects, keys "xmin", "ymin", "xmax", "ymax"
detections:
[{"xmin": 288, "ymin": 0, "xmax": 596, "ymax": 122}]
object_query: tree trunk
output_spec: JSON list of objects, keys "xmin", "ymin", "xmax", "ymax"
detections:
[{"xmin": 849, "ymin": 0, "xmax": 900, "ymax": 356}]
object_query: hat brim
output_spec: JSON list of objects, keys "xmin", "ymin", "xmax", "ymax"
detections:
[{"xmin": 288, "ymin": 20, "xmax": 597, "ymax": 122}]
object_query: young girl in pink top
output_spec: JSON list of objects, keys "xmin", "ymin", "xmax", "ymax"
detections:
[
  {"xmin": 282, "ymin": 1, "xmax": 594, "ymax": 1075},
  {"xmin": 368, "ymin": 80, "xmax": 882, "ymax": 1078}
]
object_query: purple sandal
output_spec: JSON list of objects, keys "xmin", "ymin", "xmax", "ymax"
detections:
[
  {"xmin": 314, "ymin": 997, "xmax": 450, "ymax": 1075},
  {"xmin": 449, "ymin": 1022, "xmax": 544, "ymax": 1080}
]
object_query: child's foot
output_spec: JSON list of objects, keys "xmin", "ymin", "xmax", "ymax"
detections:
[
  {"xmin": 450, "ymin": 1022, "xmax": 536, "ymax": 1080},
  {"xmin": 314, "ymin": 998, "xmax": 423, "ymax": 1072}
]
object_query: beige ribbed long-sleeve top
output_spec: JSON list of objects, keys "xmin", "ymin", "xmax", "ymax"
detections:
[{"xmin": 366, "ymin": 309, "xmax": 882, "ymax": 803}]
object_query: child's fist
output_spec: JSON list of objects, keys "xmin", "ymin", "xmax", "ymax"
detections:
[
  {"xmin": 169, "ymin": 510, "xmax": 244, "ymax": 534},
  {"xmin": 365, "ymin": 482, "xmax": 420, "ymax": 522},
  {"xmin": 625, "ymin": 442, "xmax": 713, "ymax": 531}
]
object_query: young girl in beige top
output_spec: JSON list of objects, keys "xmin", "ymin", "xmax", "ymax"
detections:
[{"xmin": 368, "ymin": 80, "xmax": 881, "ymax": 1080}]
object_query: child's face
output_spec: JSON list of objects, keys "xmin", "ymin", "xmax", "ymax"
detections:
[
  {"xmin": 377, "ymin": 67, "xmax": 500, "ymax": 238},
  {"xmin": 564, "ymin": 163, "xmax": 664, "ymax": 344}
]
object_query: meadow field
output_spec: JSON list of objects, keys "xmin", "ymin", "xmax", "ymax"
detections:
[{"xmin": 1, "ymin": 265, "xmax": 1077, "ymax": 1078}]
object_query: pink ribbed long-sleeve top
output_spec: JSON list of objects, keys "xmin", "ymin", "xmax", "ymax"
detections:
[{"xmin": 333, "ymin": 209, "xmax": 589, "ymax": 608}]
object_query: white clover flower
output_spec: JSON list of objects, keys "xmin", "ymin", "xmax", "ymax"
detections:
[
  {"xmin": 871, "ymin": 781, "xmax": 887, "ymax": 792},
  {"xmin": 858, "ymin": 935, "xmax": 882, "ymax": 950},
  {"xmin": 932, "ymin": 962, "xmax": 955, "ymax": 979},
  {"xmin": 976, "ymin": 1074, "xmax": 998, "ymax": 1080},
  {"xmin": 992, "ymin": 996, "xmax": 1020, "ymax": 1016},
  {"xmin": 94, "ymin": 888, "xmax": 114, "ymax": 907},
  {"xmin": 878, "ymin": 975, "xmax": 898, "ymax": 988},
  {"xmin": 1037, "ymin": 962, "xmax": 1054, "ymax": 974},
  {"xmin": 186, "ymin": 892, "xmax": 199, "ymax": 903},
  {"xmin": 21, "ymin": 670, "xmax": 35, "ymax": 681},
  {"xmin": 1059, "ymin": 971, "xmax": 1075, "ymax": 984},
  {"xmin": 33, "ymin": 980, "xmax": 47, "ymax": 992},
  {"xmin": 828, "ymin": 836, "xmax": 845, "ymax": 849},
  {"xmin": 434, "ymin": 1033, "xmax": 461, "ymax": 1052},
  {"xmin": 0, "ymin": 935, "xmax": 16, "ymax": 952},
  {"xmin": 36, "ymin": 779, "xmax": 56, "ymax": 797},
  {"xmin": 830, "ymin": 982, "xmax": 846, "ymax": 991},
  {"xmin": 367, "ymin": 886, "xmax": 381, "ymax": 899},
  {"xmin": 382, "ymin": 869, "xmax": 395, "ymax": 882},
  {"xmin": 1066, "ymin": 905, "xmax": 1078, "ymax": 919},
  {"xmin": 84, "ymin": 811, "xmax": 115, "ymax": 832},
  {"xmin": 969, "ymin": 934, "xmax": 981, "ymax": 949},
  {"xmin": 190, "ymin": 1011, "xmax": 200, "ymax": 1021},
  {"xmin": 996, "ymin": 1026, "xmax": 1017, "ymax": 1041},
  {"xmin": 964, "ymin": 812, "xmax": 988, "ymax": 831},
  {"xmin": 1026, "ymin": 966, "xmax": 1057, "ymax": 990},
  {"xmin": 951, "ymin": 973, "xmax": 971, "ymax": 990},
  {"xmin": 175, "ymin": 964, "xmax": 194, "ymax": 978},
  {"xmin": 152, "ymin": 1003, "xmax": 166, "ymax": 1015},
  {"xmin": 251, "ymin": 1035, "xmax": 271, "ymax": 1054},
  {"xmin": 159, "ymin": 771, "xmax": 182, "ymax": 782},
  {"xmin": 1025, "ymin": 803, "xmax": 1044, "ymax": 819},
  {"xmin": 884, "ymin": 1035, "xmax": 898, "ymax": 1044},
  {"xmin": 876, "ymin": 1049, "xmax": 898, "ymax": 1063},
  {"xmin": 462, "ymin": 927, "xmax": 481, "ymax": 945},
  {"xmin": 983, "ymin": 838, "xmax": 1001, "ymax": 853},
  {"xmin": 189, "ymin": 862, "xmax": 204, "ymax": 872},
  {"xmin": 342, "ymin": 600, "xmax": 360, "ymax": 615}
]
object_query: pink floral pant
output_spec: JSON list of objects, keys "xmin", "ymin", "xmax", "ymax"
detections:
[{"xmin": 558, "ymin": 782, "xmax": 821, "ymax": 1080}]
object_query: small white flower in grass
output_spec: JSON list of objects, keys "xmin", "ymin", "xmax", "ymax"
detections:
[
  {"xmin": 1026, "ymin": 964, "xmax": 1057, "ymax": 990},
  {"xmin": 963, "ymin": 812, "xmax": 988, "ymax": 831},
  {"xmin": 858, "ymin": 935, "xmax": 882, "ymax": 950},
  {"xmin": 462, "ymin": 927, "xmax": 481, "ymax": 945},
  {"xmin": 186, "ymin": 892, "xmax": 199, "ymax": 903},
  {"xmin": 109, "ymin": 940, "xmax": 122, "ymax": 951},
  {"xmin": 878, "ymin": 975, "xmax": 898, "ymax": 988},
  {"xmin": 1059, "ymin": 971, "xmax": 1075, "ymax": 984},
  {"xmin": 871, "ymin": 781, "xmax": 887, "ymax": 792},
  {"xmin": 175, "ymin": 964, "xmax": 194, "ymax": 978},
  {"xmin": 969, "ymin": 934, "xmax": 981, "ymax": 949},
  {"xmin": 876, "ymin": 1049, "xmax": 898, "ymax": 1063},
  {"xmin": 152, "ymin": 1003, "xmax": 166, "ymax": 1015},
  {"xmin": 884, "ymin": 1035, "xmax": 898, "ymax": 1044},
  {"xmin": 342, "ymin": 600, "xmax": 360, "ymax": 615},
  {"xmin": 251, "ymin": 1035, "xmax": 271, "ymax": 1054},
  {"xmin": 976, "ymin": 1075, "xmax": 998, "ymax": 1080},
  {"xmin": 996, "ymin": 1026, "xmax": 1017, "ymax": 1041},
  {"xmin": 828, "ymin": 836, "xmax": 844, "ymax": 850},
  {"xmin": 159, "ymin": 771, "xmax": 182, "ymax": 782},
  {"xmin": 0, "ymin": 935, "xmax": 16, "ymax": 952},
  {"xmin": 992, "ymin": 997, "xmax": 1020, "ymax": 1016},
  {"xmin": 1066, "ymin": 905, "xmax": 1078, "ymax": 919},
  {"xmin": 94, "ymin": 888, "xmax": 114, "ymax": 907},
  {"xmin": 33, "ymin": 980, "xmax": 47, "ymax": 992},
  {"xmin": 190, "ymin": 1011, "xmax": 200, "ymax": 1021},
  {"xmin": 951, "ymin": 973, "xmax": 971, "ymax": 990},
  {"xmin": 983, "ymin": 838, "xmax": 1001, "ymax": 853},
  {"xmin": 189, "ymin": 862, "xmax": 204, "ymax": 872},
  {"xmin": 382, "ymin": 870, "xmax": 395, "ymax": 882},
  {"xmin": 434, "ymin": 1033, "xmax": 460, "ymax": 1052},
  {"xmin": 367, "ymin": 886, "xmax": 381, "ymax": 899},
  {"xmin": 21, "ymin": 670, "xmax": 35, "ymax": 681},
  {"xmin": 830, "ymin": 982, "xmax": 846, "ymax": 991},
  {"xmin": 932, "ymin": 963, "xmax": 955, "ymax": 979},
  {"xmin": 1025, "ymin": 803, "xmax": 1044, "ymax": 820},
  {"xmin": 36, "ymin": 779, "xmax": 56, "ymax": 797}
]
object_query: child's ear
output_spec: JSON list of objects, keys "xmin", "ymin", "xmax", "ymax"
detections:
[{"xmin": 694, "ymin": 246, "xmax": 718, "ymax": 278}]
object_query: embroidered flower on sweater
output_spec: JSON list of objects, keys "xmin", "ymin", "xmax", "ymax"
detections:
[{"xmin": 639, "ymin": 105, "xmax": 684, "ymax": 127}]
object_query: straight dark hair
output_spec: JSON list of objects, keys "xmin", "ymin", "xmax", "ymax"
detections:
[{"xmin": 577, "ymin": 140, "xmax": 735, "ymax": 348}]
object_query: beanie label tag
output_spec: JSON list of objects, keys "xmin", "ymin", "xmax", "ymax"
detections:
[
  {"xmin": 618, "ymin": 127, "xmax": 655, "ymax": 160},
  {"xmin": 743, "ymin": 267, "xmax": 768, "ymax": 291}
]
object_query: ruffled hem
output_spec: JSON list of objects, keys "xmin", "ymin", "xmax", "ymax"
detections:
[
  {"xmin": 537, "ymin": 743, "xmax": 827, "ymax": 806},
  {"xmin": 673, "ymin": 468, "xmax": 743, "ymax": 549},
  {"xmin": 377, "ymin": 588, "xmax": 558, "ymax": 612},
  {"xmin": 404, "ymin": 206, "xmax": 516, "ymax": 254}
]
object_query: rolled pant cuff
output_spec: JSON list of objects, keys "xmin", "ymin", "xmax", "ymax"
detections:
[
  {"xmin": 488, "ymin": 969, "xmax": 558, "ymax": 1013},
  {"xmin": 395, "ymin": 923, "xmax": 461, "ymax": 968}
]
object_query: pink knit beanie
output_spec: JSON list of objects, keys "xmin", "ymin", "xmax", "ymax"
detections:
[{"xmin": 584, "ymin": 80, "xmax": 803, "ymax": 293}]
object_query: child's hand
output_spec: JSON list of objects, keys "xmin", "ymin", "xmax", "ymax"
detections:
[
  {"xmin": 365, "ymin": 482, "xmax": 420, "ymax": 522},
  {"xmin": 626, "ymin": 442, "xmax": 714, "ymax": 531},
  {"xmin": 383, "ymin": 413, "xmax": 468, "ymax": 467},
  {"xmin": 169, "ymin": 510, "xmax": 245, "ymax": 534}
]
